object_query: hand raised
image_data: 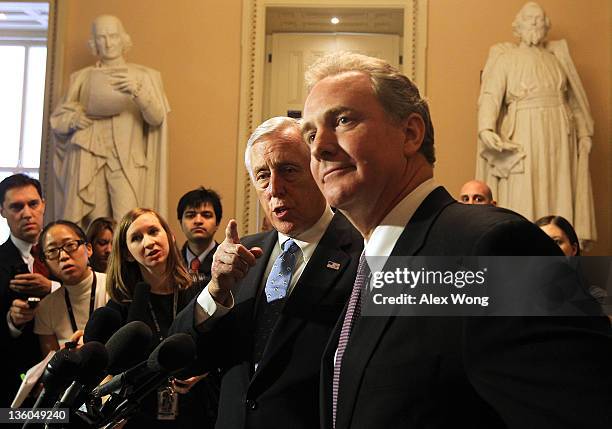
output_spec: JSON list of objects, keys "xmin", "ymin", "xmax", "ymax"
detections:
[
  {"xmin": 209, "ymin": 220, "xmax": 263, "ymax": 304},
  {"xmin": 10, "ymin": 299, "xmax": 36, "ymax": 327},
  {"xmin": 10, "ymin": 273, "xmax": 52, "ymax": 297}
]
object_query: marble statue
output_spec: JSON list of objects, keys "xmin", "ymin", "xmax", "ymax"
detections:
[
  {"xmin": 476, "ymin": 2, "xmax": 596, "ymax": 244},
  {"xmin": 50, "ymin": 15, "xmax": 169, "ymax": 226}
]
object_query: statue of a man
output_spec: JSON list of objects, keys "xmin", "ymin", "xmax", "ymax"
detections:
[
  {"xmin": 476, "ymin": 2, "xmax": 596, "ymax": 244},
  {"xmin": 50, "ymin": 15, "xmax": 169, "ymax": 226}
]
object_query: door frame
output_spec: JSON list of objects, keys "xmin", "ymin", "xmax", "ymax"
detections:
[{"xmin": 236, "ymin": 0, "xmax": 428, "ymax": 235}]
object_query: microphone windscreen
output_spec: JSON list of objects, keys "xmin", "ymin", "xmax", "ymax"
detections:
[
  {"xmin": 76, "ymin": 341, "xmax": 109, "ymax": 385},
  {"xmin": 147, "ymin": 333, "xmax": 196, "ymax": 372},
  {"xmin": 43, "ymin": 349, "xmax": 82, "ymax": 389},
  {"xmin": 84, "ymin": 307, "xmax": 122, "ymax": 343},
  {"xmin": 127, "ymin": 282, "xmax": 151, "ymax": 323},
  {"xmin": 106, "ymin": 321, "xmax": 153, "ymax": 375}
]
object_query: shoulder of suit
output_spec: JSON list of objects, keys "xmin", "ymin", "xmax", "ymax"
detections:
[
  {"xmin": 0, "ymin": 238, "xmax": 20, "ymax": 262},
  {"xmin": 436, "ymin": 202, "xmax": 557, "ymax": 254}
]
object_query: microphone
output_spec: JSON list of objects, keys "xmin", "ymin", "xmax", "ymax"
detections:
[
  {"xmin": 96, "ymin": 333, "xmax": 196, "ymax": 427},
  {"xmin": 22, "ymin": 349, "xmax": 82, "ymax": 428},
  {"xmin": 105, "ymin": 320, "xmax": 153, "ymax": 375},
  {"xmin": 51, "ymin": 341, "xmax": 109, "ymax": 412},
  {"xmin": 83, "ymin": 307, "xmax": 122, "ymax": 343},
  {"xmin": 127, "ymin": 282, "xmax": 151, "ymax": 323},
  {"xmin": 93, "ymin": 333, "xmax": 196, "ymax": 397}
]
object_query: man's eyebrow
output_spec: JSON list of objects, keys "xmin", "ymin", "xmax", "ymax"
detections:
[{"xmin": 301, "ymin": 106, "xmax": 352, "ymax": 135}]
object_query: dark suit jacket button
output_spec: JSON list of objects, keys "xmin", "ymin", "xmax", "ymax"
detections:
[{"xmin": 246, "ymin": 399, "xmax": 257, "ymax": 410}]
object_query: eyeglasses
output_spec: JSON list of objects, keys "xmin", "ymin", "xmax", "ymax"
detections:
[{"xmin": 43, "ymin": 240, "xmax": 85, "ymax": 260}]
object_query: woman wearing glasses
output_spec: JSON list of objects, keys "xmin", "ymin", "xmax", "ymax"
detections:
[{"xmin": 34, "ymin": 220, "xmax": 109, "ymax": 355}]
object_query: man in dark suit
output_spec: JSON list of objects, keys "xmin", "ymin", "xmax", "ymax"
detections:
[
  {"xmin": 170, "ymin": 116, "xmax": 362, "ymax": 429},
  {"xmin": 302, "ymin": 52, "xmax": 612, "ymax": 428},
  {"xmin": 0, "ymin": 174, "xmax": 56, "ymax": 406},
  {"xmin": 177, "ymin": 187, "xmax": 223, "ymax": 284}
]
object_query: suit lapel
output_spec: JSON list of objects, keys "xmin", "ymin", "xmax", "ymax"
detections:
[
  {"xmin": 250, "ymin": 214, "xmax": 354, "ymax": 388},
  {"xmin": 335, "ymin": 187, "xmax": 455, "ymax": 429},
  {"xmin": 234, "ymin": 231, "xmax": 277, "ymax": 327}
]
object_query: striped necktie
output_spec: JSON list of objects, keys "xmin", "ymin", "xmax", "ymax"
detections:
[{"xmin": 332, "ymin": 251, "xmax": 369, "ymax": 428}]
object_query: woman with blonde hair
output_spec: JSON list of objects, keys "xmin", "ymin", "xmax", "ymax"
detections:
[{"xmin": 106, "ymin": 207, "xmax": 217, "ymax": 428}]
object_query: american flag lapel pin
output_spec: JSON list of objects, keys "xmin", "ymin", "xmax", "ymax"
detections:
[{"xmin": 326, "ymin": 261, "xmax": 341, "ymax": 270}]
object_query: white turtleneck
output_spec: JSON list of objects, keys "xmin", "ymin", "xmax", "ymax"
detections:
[{"xmin": 34, "ymin": 271, "xmax": 109, "ymax": 346}]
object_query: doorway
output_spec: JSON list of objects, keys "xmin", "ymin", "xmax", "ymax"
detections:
[{"xmin": 236, "ymin": 0, "xmax": 428, "ymax": 235}]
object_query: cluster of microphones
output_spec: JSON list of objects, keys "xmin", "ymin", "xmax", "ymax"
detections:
[{"xmin": 22, "ymin": 304, "xmax": 197, "ymax": 429}]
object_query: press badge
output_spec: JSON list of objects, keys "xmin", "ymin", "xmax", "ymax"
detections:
[{"xmin": 157, "ymin": 385, "xmax": 178, "ymax": 420}]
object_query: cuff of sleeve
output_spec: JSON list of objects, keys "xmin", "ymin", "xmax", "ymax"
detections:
[
  {"xmin": 195, "ymin": 284, "xmax": 234, "ymax": 329},
  {"xmin": 6, "ymin": 311, "xmax": 24, "ymax": 338}
]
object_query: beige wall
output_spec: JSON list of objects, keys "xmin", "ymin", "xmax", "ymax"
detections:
[
  {"xmin": 428, "ymin": 0, "xmax": 611, "ymax": 254},
  {"xmin": 57, "ymin": 0, "xmax": 610, "ymax": 253},
  {"xmin": 59, "ymin": 0, "xmax": 242, "ymax": 244}
]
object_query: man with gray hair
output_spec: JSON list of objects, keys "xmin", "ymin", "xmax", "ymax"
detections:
[
  {"xmin": 302, "ymin": 51, "xmax": 612, "ymax": 429},
  {"xmin": 171, "ymin": 117, "xmax": 362, "ymax": 429},
  {"xmin": 50, "ymin": 14, "xmax": 169, "ymax": 226}
]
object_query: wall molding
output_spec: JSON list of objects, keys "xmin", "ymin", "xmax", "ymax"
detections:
[{"xmin": 236, "ymin": 0, "xmax": 428, "ymax": 235}]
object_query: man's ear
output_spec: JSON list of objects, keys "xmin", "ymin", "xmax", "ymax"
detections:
[{"xmin": 402, "ymin": 113, "xmax": 425, "ymax": 157}]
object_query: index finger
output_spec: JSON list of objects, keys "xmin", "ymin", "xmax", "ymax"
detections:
[
  {"xmin": 13, "ymin": 273, "xmax": 36, "ymax": 281},
  {"xmin": 225, "ymin": 219, "xmax": 240, "ymax": 244}
]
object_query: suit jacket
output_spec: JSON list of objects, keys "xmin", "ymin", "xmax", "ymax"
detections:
[
  {"xmin": 324, "ymin": 187, "xmax": 612, "ymax": 429},
  {"xmin": 0, "ymin": 238, "xmax": 42, "ymax": 406},
  {"xmin": 181, "ymin": 242, "xmax": 218, "ymax": 285},
  {"xmin": 171, "ymin": 212, "xmax": 363, "ymax": 429}
]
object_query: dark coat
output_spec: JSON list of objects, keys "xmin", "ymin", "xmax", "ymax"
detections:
[
  {"xmin": 0, "ymin": 238, "xmax": 42, "ymax": 406},
  {"xmin": 171, "ymin": 212, "xmax": 363, "ymax": 429},
  {"xmin": 324, "ymin": 187, "xmax": 612, "ymax": 429}
]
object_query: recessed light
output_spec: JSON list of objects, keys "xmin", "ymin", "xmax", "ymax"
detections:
[
  {"xmin": 330, "ymin": 17, "xmax": 340, "ymax": 25},
  {"xmin": 0, "ymin": 13, "xmax": 8, "ymax": 20}
]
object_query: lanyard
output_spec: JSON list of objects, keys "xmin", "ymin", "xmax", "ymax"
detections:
[
  {"xmin": 148, "ymin": 290, "xmax": 178, "ymax": 342},
  {"xmin": 64, "ymin": 273, "xmax": 97, "ymax": 333}
]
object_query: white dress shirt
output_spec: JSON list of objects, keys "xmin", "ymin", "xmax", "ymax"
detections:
[{"xmin": 195, "ymin": 207, "xmax": 335, "ymax": 328}]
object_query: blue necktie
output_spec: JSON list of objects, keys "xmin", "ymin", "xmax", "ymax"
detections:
[{"xmin": 264, "ymin": 239, "xmax": 300, "ymax": 302}]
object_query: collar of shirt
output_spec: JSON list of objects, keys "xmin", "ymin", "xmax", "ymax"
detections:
[
  {"xmin": 263, "ymin": 206, "xmax": 334, "ymax": 296},
  {"xmin": 365, "ymin": 179, "xmax": 437, "ymax": 260},
  {"xmin": 64, "ymin": 269, "xmax": 94, "ymax": 298},
  {"xmin": 11, "ymin": 233, "xmax": 34, "ymax": 266},
  {"xmin": 277, "ymin": 205, "xmax": 334, "ymax": 264},
  {"xmin": 186, "ymin": 240, "xmax": 217, "ymax": 265}
]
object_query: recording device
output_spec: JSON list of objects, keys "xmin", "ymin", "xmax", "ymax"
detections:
[
  {"xmin": 126, "ymin": 282, "xmax": 151, "ymax": 323},
  {"xmin": 27, "ymin": 297, "xmax": 41, "ymax": 308},
  {"xmin": 22, "ymin": 348, "xmax": 82, "ymax": 429},
  {"xmin": 45, "ymin": 322, "xmax": 153, "ymax": 429},
  {"xmin": 105, "ymin": 320, "xmax": 154, "ymax": 375},
  {"xmin": 83, "ymin": 307, "xmax": 123, "ymax": 344},
  {"xmin": 49, "ymin": 341, "xmax": 109, "ymax": 418},
  {"xmin": 93, "ymin": 333, "xmax": 196, "ymax": 427}
]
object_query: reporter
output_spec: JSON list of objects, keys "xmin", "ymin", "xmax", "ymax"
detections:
[
  {"xmin": 105, "ymin": 208, "xmax": 217, "ymax": 428},
  {"xmin": 34, "ymin": 220, "xmax": 108, "ymax": 355}
]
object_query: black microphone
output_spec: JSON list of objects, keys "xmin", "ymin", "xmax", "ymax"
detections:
[
  {"xmin": 83, "ymin": 307, "xmax": 122, "ymax": 343},
  {"xmin": 127, "ymin": 282, "xmax": 151, "ymax": 323},
  {"xmin": 22, "ymin": 349, "xmax": 82, "ymax": 428},
  {"xmin": 96, "ymin": 334, "xmax": 196, "ymax": 427},
  {"xmin": 105, "ymin": 320, "xmax": 153, "ymax": 375},
  {"xmin": 93, "ymin": 332, "xmax": 196, "ymax": 397},
  {"xmin": 51, "ymin": 341, "xmax": 109, "ymax": 412}
]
